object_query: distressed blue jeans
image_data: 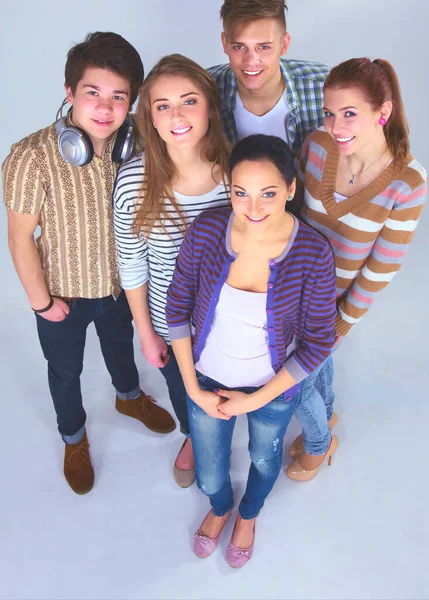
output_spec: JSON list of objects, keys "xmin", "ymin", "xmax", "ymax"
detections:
[
  {"xmin": 294, "ymin": 355, "xmax": 335, "ymax": 455},
  {"xmin": 187, "ymin": 373, "xmax": 299, "ymax": 520}
]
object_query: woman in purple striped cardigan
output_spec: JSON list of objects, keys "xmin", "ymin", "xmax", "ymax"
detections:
[{"xmin": 165, "ymin": 134, "xmax": 338, "ymax": 567}]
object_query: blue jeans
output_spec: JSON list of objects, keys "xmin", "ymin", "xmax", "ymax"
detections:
[
  {"xmin": 294, "ymin": 355, "xmax": 335, "ymax": 455},
  {"xmin": 188, "ymin": 373, "xmax": 299, "ymax": 520},
  {"xmin": 36, "ymin": 291, "xmax": 140, "ymax": 443},
  {"xmin": 159, "ymin": 345, "xmax": 189, "ymax": 435}
]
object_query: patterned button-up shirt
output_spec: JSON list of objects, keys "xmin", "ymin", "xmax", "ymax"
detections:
[
  {"xmin": 2, "ymin": 120, "xmax": 142, "ymax": 299},
  {"xmin": 207, "ymin": 58, "xmax": 328, "ymax": 154}
]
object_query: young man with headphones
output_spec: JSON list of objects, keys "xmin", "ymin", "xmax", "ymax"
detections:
[{"xmin": 2, "ymin": 32, "xmax": 176, "ymax": 495}]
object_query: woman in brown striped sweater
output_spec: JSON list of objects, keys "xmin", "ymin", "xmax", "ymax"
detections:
[{"xmin": 286, "ymin": 57, "xmax": 427, "ymax": 481}]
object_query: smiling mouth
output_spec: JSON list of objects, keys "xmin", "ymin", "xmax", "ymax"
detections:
[
  {"xmin": 245, "ymin": 214, "xmax": 268, "ymax": 223},
  {"xmin": 336, "ymin": 136, "xmax": 355, "ymax": 143},
  {"xmin": 243, "ymin": 70, "xmax": 263, "ymax": 76},
  {"xmin": 171, "ymin": 126, "xmax": 192, "ymax": 136},
  {"xmin": 92, "ymin": 119, "xmax": 113, "ymax": 125}
]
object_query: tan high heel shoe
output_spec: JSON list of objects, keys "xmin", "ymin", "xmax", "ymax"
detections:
[
  {"xmin": 286, "ymin": 435, "xmax": 339, "ymax": 482},
  {"xmin": 288, "ymin": 412, "xmax": 338, "ymax": 459},
  {"xmin": 173, "ymin": 438, "xmax": 195, "ymax": 488}
]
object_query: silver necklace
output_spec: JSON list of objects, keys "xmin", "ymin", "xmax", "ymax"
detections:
[{"xmin": 346, "ymin": 147, "xmax": 389, "ymax": 186}]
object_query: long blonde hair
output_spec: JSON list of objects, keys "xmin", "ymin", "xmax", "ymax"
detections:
[{"xmin": 133, "ymin": 54, "xmax": 230, "ymax": 236}]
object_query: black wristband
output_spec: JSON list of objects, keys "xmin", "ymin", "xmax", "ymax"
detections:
[{"xmin": 32, "ymin": 296, "xmax": 54, "ymax": 314}]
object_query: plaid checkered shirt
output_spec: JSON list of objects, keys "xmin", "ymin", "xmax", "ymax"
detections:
[{"xmin": 207, "ymin": 58, "xmax": 329, "ymax": 154}]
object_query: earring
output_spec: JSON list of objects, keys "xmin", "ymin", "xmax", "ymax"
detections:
[
  {"xmin": 378, "ymin": 117, "xmax": 387, "ymax": 126},
  {"xmin": 152, "ymin": 122, "xmax": 157, "ymax": 129},
  {"xmin": 288, "ymin": 195, "xmax": 293, "ymax": 201}
]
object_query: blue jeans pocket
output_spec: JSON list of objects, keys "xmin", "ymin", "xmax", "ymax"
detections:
[
  {"xmin": 36, "ymin": 298, "xmax": 74, "ymax": 326},
  {"xmin": 196, "ymin": 371, "xmax": 209, "ymax": 386},
  {"xmin": 60, "ymin": 299, "xmax": 74, "ymax": 322}
]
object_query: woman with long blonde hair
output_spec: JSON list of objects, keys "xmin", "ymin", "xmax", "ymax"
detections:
[{"xmin": 113, "ymin": 54, "xmax": 230, "ymax": 487}]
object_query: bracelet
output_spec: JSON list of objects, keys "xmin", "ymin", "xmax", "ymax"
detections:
[{"xmin": 32, "ymin": 296, "xmax": 54, "ymax": 314}]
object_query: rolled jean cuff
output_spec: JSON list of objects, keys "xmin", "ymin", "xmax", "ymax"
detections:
[
  {"xmin": 116, "ymin": 386, "xmax": 141, "ymax": 400},
  {"xmin": 303, "ymin": 431, "xmax": 331, "ymax": 456},
  {"xmin": 63, "ymin": 425, "xmax": 85, "ymax": 445},
  {"xmin": 239, "ymin": 508, "xmax": 260, "ymax": 520},
  {"xmin": 212, "ymin": 504, "xmax": 234, "ymax": 518}
]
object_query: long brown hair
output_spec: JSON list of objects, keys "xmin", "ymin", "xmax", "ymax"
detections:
[
  {"xmin": 324, "ymin": 57, "xmax": 410, "ymax": 168},
  {"xmin": 133, "ymin": 54, "xmax": 230, "ymax": 237}
]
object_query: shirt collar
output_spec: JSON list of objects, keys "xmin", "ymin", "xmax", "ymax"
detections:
[
  {"xmin": 279, "ymin": 59, "xmax": 299, "ymax": 112},
  {"xmin": 225, "ymin": 211, "xmax": 300, "ymax": 262},
  {"xmin": 223, "ymin": 67, "xmax": 239, "ymax": 114}
]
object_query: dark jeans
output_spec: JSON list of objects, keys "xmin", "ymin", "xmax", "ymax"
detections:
[
  {"xmin": 159, "ymin": 345, "xmax": 189, "ymax": 436},
  {"xmin": 36, "ymin": 291, "xmax": 140, "ymax": 441}
]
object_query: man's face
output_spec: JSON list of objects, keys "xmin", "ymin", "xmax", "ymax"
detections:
[
  {"xmin": 65, "ymin": 67, "xmax": 131, "ymax": 149},
  {"xmin": 222, "ymin": 18, "xmax": 290, "ymax": 93}
]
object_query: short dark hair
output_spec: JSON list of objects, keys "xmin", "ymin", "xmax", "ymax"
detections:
[
  {"xmin": 64, "ymin": 32, "xmax": 144, "ymax": 107},
  {"xmin": 228, "ymin": 134, "xmax": 295, "ymax": 187},
  {"xmin": 220, "ymin": 0, "xmax": 288, "ymax": 36}
]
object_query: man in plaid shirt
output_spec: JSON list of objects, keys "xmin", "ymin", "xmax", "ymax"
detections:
[{"xmin": 208, "ymin": 0, "xmax": 328, "ymax": 154}]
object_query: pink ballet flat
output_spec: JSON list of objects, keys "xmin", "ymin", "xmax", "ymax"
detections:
[
  {"xmin": 226, "ymin": 520, "xmax": 255, "ymax": 568},
  {"xmin": 193, "ymin": 510, "xmax": 231, "ymax": 558}
]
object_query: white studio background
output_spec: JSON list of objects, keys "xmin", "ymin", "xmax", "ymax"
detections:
[
  {"xmin": 1, "ymin": 0, "xmax": 428, "ymax": 305},
  {"xmin": 1, "ymin": 2, "xmax": 429, "ymax": 600}
]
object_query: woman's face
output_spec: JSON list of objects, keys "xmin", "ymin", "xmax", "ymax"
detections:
[
  {"xmin": 323, "ymin": 86, "xmax": 389, "ymax": 157},
  {"xmin": 231, "ymin": 159, "xmax": 295, "ymax": 229},
  {"xmin": 150, "ymin": 74, "xmax": 210, "ymax": 151}
]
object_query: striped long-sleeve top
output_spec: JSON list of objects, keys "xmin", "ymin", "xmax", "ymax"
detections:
[
  {"xmin": 113, "ymin": 153, "xmax": 230, "ymax": 341},
  {"xmin": 166, "ymin": 208, "xmax": 337, "ymax": 395},
  {"xmin": 295, "ymin": 128, "xmax": 427, "ymax": 336}
]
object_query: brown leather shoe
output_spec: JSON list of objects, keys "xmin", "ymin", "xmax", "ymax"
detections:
[
  {"xmin": 63, "ymin": 432, "xmax": 94, "ymax": 495},
  {"xmin": 116, "ymin": 391, "xmax": 176, "ymax": 434}
]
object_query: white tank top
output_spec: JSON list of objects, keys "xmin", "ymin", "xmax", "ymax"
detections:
[{"xmin": 195, "ymin": 283, "xmax": 274, "ymax": 388}]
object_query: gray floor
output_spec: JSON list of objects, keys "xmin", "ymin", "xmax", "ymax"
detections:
[
  {"xmin": 1, "ymin": 214, "xmax": 428, "ymax": 600},
  {"xmin": 1, "ymin": 0, "xmax": 429, "ymax": 596}
]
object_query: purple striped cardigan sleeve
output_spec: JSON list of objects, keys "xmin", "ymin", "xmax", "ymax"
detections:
[
  {"xmin": 166, "ymin": 220, "xmax": 197, "ymax": 339},
  {"xmin": 284, "ymin": 241, "xmax": 337, "ymax": 380}
]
